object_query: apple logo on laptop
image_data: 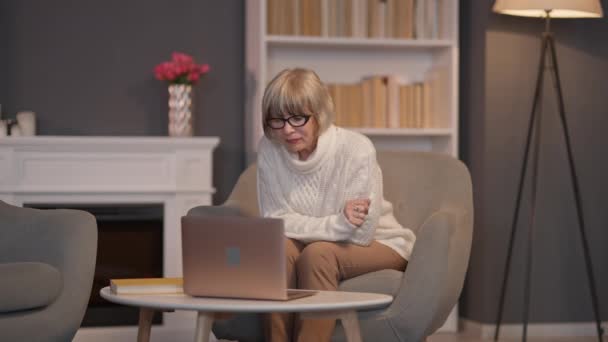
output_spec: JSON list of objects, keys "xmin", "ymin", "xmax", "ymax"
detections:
[{"xmin": 226, "ymin": 247, "xmax": 240, "ymax": 266}]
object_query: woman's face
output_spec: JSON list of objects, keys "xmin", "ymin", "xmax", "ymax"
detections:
[{"xmin": 271, "ymin": 113, "xmax": 318, "ymax": 160}]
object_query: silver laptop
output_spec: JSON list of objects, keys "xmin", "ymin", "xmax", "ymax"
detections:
[{"xmin": 181, "ymin": 215, "xmax": 316, "ymax": 301}]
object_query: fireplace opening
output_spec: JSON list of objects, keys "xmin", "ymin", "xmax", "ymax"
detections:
[{"xmin": 25, "ymin": 203, "xmax": 164, "ymax": 327}]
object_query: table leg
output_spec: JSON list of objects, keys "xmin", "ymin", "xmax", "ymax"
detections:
[
  {"xmin": 339, "ymin": 311, "xmax": 362, "ymax": 342},
  {"xmin": 137, "ymin": 308, "xmax": 155, "ymax": 342},
  {"xmin": 194, "ymin": 312, "xmax": 214, "ymax": 342}
]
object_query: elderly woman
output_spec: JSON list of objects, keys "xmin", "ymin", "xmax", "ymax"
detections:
[{"xmin": 257, "ymin": 68, "xmax": 416, "ymax": 342}]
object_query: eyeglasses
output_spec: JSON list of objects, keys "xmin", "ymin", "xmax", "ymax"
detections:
[{"xmin": 266, "ymin": 115, "xmax": 311, "ymax": 129}]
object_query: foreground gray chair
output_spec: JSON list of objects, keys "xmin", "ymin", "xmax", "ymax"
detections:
[
  {"xmin": 188, "ymin": 151, "xmax": 473, "ymax": 342},
  {"xmin": 0, "ymin": 201, "xmax": 98, "ymax": 342}
]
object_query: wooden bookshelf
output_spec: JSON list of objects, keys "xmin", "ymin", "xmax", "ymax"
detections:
[
  {"xmin": 245, "ymin": 0, "xmax": 459, "ymax": 155},
  {"xmin": 246, "ymin": 0, "xmax": 459, "ymax": 161}
]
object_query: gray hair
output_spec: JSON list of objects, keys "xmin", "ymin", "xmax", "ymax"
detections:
[{"xmin": 261, "ymin": 68, "xmax": 334, "ymax": 139}]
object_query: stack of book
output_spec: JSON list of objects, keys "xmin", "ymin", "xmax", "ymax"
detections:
[
  {"xmin": 327, "ymin": 74, "xmax": 436, "ymax": 129},
  {"xmin": 109, "ymin": 278, "xmax": 183, "ymax": 295},
  {"xmin": 267, "ymin": 0, "xmax": 440, "ymax": 39}
]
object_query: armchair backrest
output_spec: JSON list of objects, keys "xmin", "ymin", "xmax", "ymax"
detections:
[
  {"xmin": 376, "ymin": 151, "xmax": 473, "ymax": 234},
  {"xmin": 224, "ymin": 164, "xmax": 259, "ymax": 216},
  {"xmin": 377, "ymin": 151, "xmax": 473, "ymax": 336},
  {"xmin": 224, "ymin": 151, "xmax": 473, "ymax": 236}
]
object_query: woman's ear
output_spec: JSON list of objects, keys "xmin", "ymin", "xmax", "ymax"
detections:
[{"xmin": 311, "ymin": 116, "xmax": 321, "ymax": 137}]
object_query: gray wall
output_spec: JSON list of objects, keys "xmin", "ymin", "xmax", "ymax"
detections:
[
  {"xmin": 0, "ymin": 0, "xmax": 244, "ymax": 204},
  {"xmin": 461, "ymin": 1, "xmax": 608, "ymax": 323}
]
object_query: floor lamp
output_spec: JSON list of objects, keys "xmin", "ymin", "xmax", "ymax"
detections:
[{"xmin": 491, "ymin": 1, "xmax": 605, "ymax": 341}]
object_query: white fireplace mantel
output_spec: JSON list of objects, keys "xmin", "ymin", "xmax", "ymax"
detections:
[
  {"xmin": 0, "ymin": 136, "xmax": 219, "ymax": 194},
  {"xmin": 0, "ymin": 136, "xmax": 220, "ymax": 342}
]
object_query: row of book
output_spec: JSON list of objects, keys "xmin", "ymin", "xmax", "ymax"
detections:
[
  {"xmin": 267, "ymin": 0, "xmax": 441, "ymax": 39},
  {"xmin": 327, "ymin": 75, "xmax": 435, "ymax": 129}
]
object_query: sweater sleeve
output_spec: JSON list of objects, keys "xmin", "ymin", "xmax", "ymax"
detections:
[
  {"xmin": 342, "ymin": 147, "xmax": 383, "ymax": 246},
  {"xmin": 256, "ymin": 144, "xmax": 354, "ymax": 243}
]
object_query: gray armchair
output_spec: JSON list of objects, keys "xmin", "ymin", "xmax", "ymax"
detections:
[
  {"xmin": 188, "ymin": 151, "xmax": 473, "ymax": 342},
  {"xmin": 0, "ymin": 201, "xmax": 98, "ymax": 342}
]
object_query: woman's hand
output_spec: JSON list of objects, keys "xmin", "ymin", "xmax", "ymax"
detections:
[{"xmin": 343, "ymin": 198, "xmax": 371, "ymax": 228}]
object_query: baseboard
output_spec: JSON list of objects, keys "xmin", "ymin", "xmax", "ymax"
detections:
[{"xmin": 460, "ymin": 319, "xmax": 608, "ymax": 339}]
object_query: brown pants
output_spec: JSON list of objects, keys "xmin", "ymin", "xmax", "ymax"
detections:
[{"xmin": 266, "ymin": 238, "xmax": 407, "ymax": 342}]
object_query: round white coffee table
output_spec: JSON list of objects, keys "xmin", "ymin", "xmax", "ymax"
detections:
[{"xmin": 100, "ymin": 287, "xmax": 392, "ymax": 342}]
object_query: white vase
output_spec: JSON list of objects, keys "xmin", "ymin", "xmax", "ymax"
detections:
[
  {"xmin": 168, "ymin": 84, "xmax": 193, "ymax": 137},
  {"xmin": 16, "ymin": 111, "xmax": 36, "ymax": 136}
]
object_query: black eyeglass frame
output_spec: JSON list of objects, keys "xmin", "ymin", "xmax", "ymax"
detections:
[{"xmin": 265, "ymin": 114, "xmax": 312, "ymax": 129}]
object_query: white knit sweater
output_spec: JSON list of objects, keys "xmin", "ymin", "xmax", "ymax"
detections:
[{"xmin": 257, "ymin": 125, "xmax": 416, "ymax": 260}]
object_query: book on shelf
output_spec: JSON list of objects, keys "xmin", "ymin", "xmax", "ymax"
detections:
[
  {"xmin": 352, "ymin": 0, "xmax": 367, "ymax": 38},
  {"xmin": 267, "ymin": 0, "xmax": 295, "ymax": 35},
  {"xmin": 398, "ymin": 84, "xmax": 410, "ymax": 127},
  {"xmin": 372, "ymin": 76, "xmax": 387, "ymax": 128},
  {"xmin": 413, "ymin": 83, "xmax": 423, "ymax": 128},
  {"xmin": 299, "ymin": 0, "xmax": 322, "ymax": 36},
  {"xmin": 110, "ymin": 277, "xmax": 184, "ymax": 295},
  {"xmin": 267, "ymin": 0, "xmax": 438, "ymax": 39},
  {"xmin": 396, "ymin": 0, "xmax": 415, "ymax": 39},
  {"xmin": 415, "ymin": 0, "xmax": 440, "ymax": 39},
  {"xmin": 328, "ymin": 74, "xmax": 436, "ymax": 130},
  {"xmin": 386, "ymin": 75, "xmax": 400, "ymax": 128}
]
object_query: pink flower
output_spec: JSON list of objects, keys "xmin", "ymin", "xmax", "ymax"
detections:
[
  {"xmin": 187, "ymin": 73, "xmax": 200, "ymax": 83},
  {"xmin": 172, "ymin": 52, "xmax": 193, "ymax": 65},
  {"xmin": 154, "ymin": 67, "xmax": 165, "ymax": 80},
  {"xmin": 154, "ymin": 52, "xmax": 210, "ymax": 85}
]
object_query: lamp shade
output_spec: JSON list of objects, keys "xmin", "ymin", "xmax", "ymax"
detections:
[{"xmin": 493, "ymin": 0, "xmax": 604, "ymax": 18}]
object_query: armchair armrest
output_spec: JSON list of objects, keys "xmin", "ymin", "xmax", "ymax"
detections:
[
  {"xmin": 387, "ymin": 209, "xmax": 473, "ymax": 340},
  {"xmin": 0, "ymin": 262, "xmax": 62, "ymax": 313},
  {"xmin": 0, "ymin": 204, "xmax": 97, "ymax": 341}
]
